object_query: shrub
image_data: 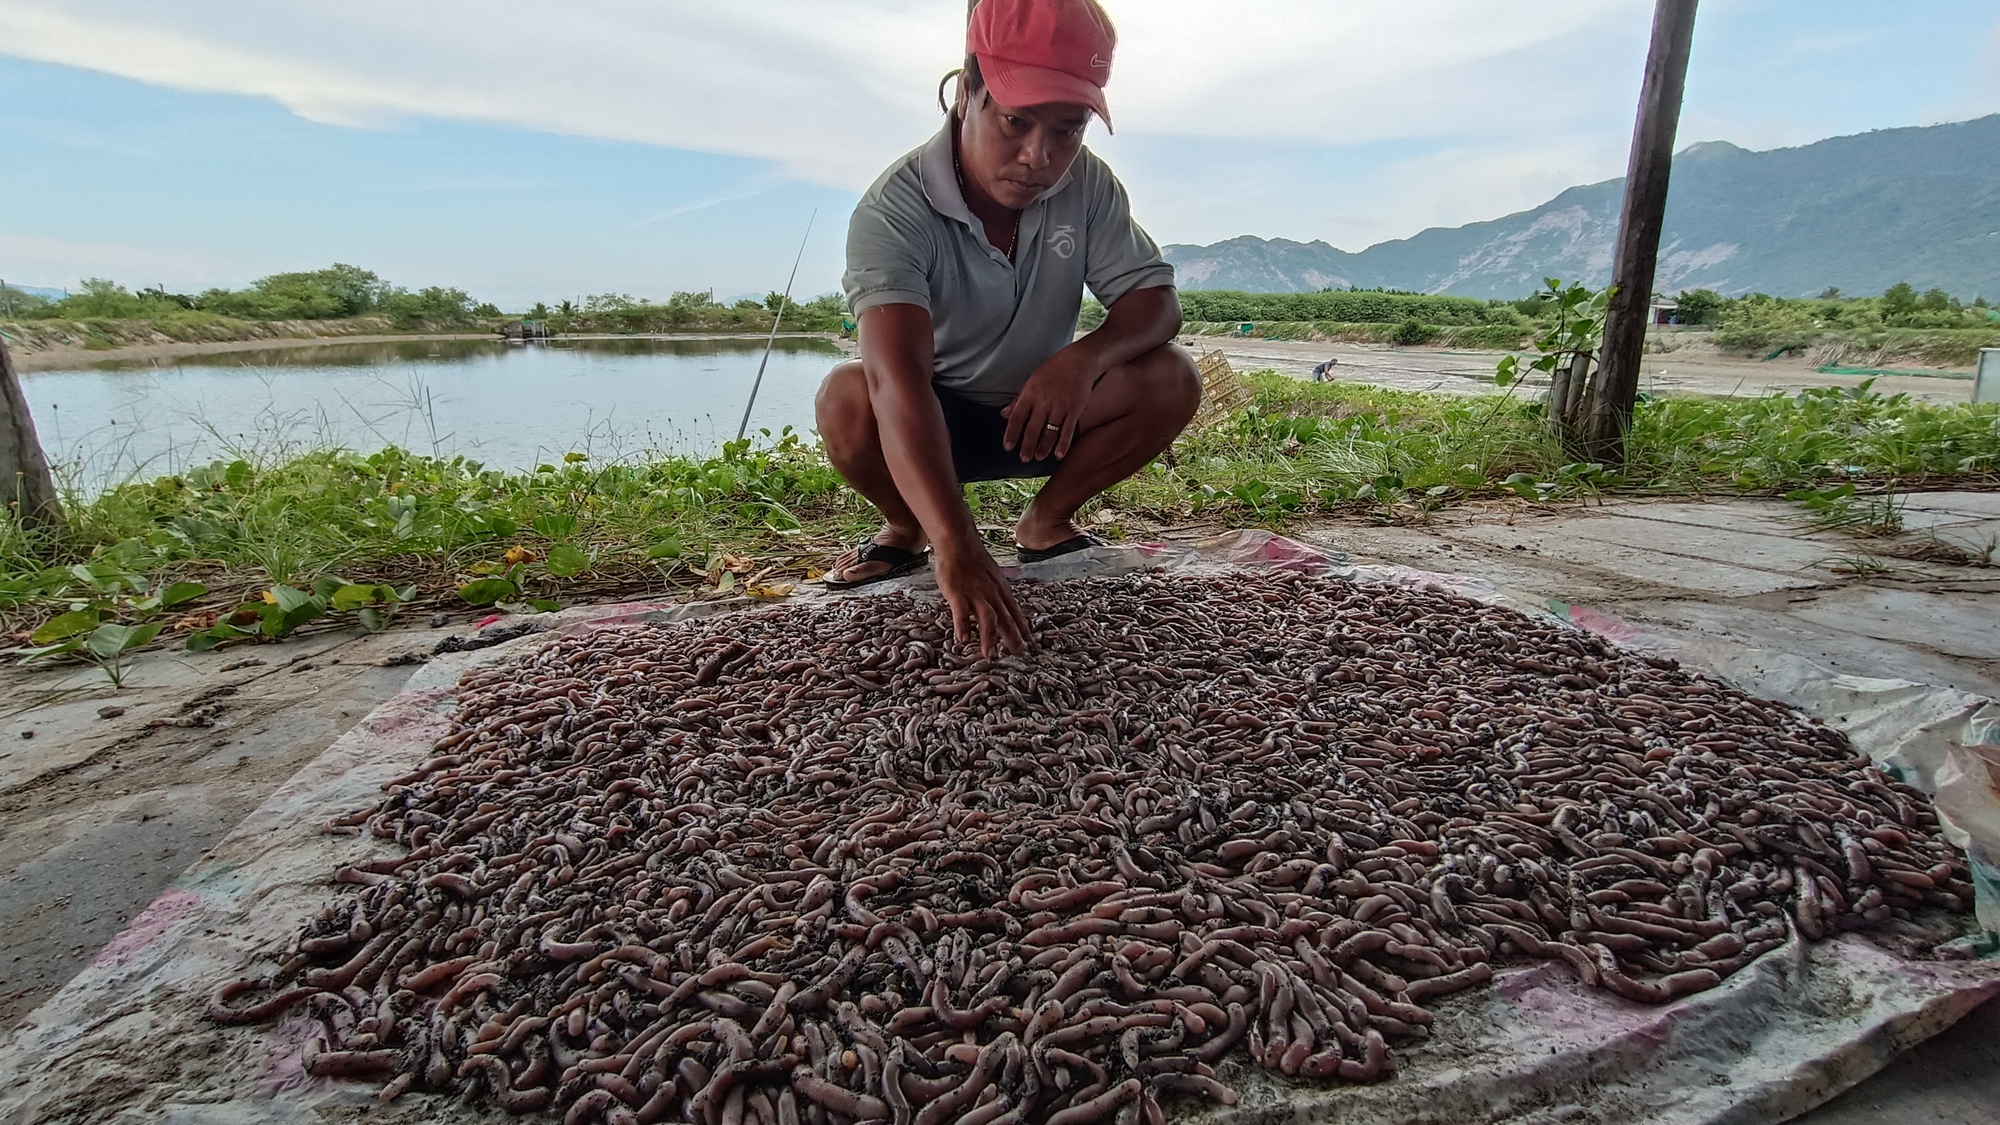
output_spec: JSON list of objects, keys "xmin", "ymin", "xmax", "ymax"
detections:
[{"xmin": 1392, "ymin": 319, "xmax": 1438, "ymax": 345}]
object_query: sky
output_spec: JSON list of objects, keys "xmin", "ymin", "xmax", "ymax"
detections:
[{"xmin": 3, "ymin": 0, "xmax": 1997, "ymax": 309}]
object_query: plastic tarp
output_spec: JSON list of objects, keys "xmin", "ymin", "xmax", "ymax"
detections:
[{"xmin": 0, "ymin": 530, "xmax": 1994, "ymax": 1125}]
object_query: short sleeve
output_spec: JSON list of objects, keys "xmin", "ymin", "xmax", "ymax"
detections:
[
  {"xmin": 1082, "ymin": 160, "xmax": 1176, "ymax": 307},
  {"xmin": 843, "ymin": 191, "xmax": 935, "ymax": 317}
]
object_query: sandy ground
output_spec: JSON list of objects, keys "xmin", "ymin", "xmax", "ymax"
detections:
[
  {"xmin": 1196, "ymin": 336, "xmax": 1979, "ymax": 404},
  {"xmin": 1, "ymin": 496, "xmax": 1996, "ymax": 1122}
]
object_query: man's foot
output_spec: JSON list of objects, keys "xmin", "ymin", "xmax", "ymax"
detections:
[
  {"xmin": 1015, "ymin": 533, "xmax": 1107, "ymax": 564},
  {"xmin": 824, "ymin": 526, "xmax": 930, "ymax": 586},
  {"xmin": 1013, "ymin": 513, "xmax": 1087, "ymax": 554}
]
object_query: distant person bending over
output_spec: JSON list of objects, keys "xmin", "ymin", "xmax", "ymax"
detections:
[{"xmin": 816, "ymin": 0, "xmax": 1199, "ymax": 655}]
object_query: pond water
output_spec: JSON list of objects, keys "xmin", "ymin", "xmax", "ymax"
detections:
[{"xmin": 20, "ymin": 336, "xmax": 846, "ymax": 492}]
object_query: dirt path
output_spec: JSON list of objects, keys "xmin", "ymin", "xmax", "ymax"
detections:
[{"xmin": 1198, "ymin": 335, "xmax": 1978, "ymax": 403}]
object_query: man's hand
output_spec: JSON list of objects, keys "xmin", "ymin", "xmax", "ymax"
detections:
[
  {"xmin": 934, "ymin": 540, "xmax": 1030, "ymax": 657},
  {"xmin": 1001, "ymin": 347, "xmax": 1098, "ymax": 463}
]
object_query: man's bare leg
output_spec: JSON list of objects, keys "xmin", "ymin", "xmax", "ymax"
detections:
[
  {"xmin": 815, "ymin": 360, "xmax": 929, "ymax": 582},
  {"xmin": 1014, "ymin": 343, "xmax": 1201, "ymax": 551}
]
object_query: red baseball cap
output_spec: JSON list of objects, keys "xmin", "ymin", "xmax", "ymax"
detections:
[{"xmin": 967, "ymin": 0, "xmax": 1117, "ymax": 132}]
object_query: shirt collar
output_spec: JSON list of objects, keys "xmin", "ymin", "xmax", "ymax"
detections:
[{"xmin": 917, "ymin": 120, "xmax": 1073, "ymax": 234}]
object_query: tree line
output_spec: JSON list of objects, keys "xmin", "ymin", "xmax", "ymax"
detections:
[{"xmin": 0, "ymin": 264, "xmax": 497, "ymax": 328}]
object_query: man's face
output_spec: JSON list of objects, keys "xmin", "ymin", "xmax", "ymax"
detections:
[{"xmin": 958, "ymin": 85, "xmax": 1092, "ymax": 211}]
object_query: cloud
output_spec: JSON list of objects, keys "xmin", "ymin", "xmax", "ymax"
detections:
[
  {"xmin": 0, "ymin": 1, "xmax": 959, "ymax": 187},
  {"xmin": 5, "ymin": 0, "xmax": 1991, "ymax": 273},
  {"xmin": 1117, "ymin": 131, "xmax": 1633, "ymax": 252},
  {"xmin": 0, "ymin": 0, "xmax": 1642, "ymax": 192}
]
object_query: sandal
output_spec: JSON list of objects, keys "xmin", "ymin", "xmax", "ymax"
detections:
[
  {"xmin": 820, "ymin": 539, "xmax": 931, "ymax": 589},
  {"xmin": 1015, "ymin": 533, "xmax": 1109, "ymax": 564}
]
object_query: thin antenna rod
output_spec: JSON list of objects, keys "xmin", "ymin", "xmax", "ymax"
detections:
[{"xmin": 735, "ymin": 210, "xmax": 817, "ymax": 443}]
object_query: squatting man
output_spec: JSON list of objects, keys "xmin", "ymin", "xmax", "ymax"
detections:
[{"xmin": 815, "ymin": 0, "xmax": 1200, "ymax": 655}]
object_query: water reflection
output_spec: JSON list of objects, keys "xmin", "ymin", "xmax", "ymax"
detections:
[{"xmin": 26, "ymin": 336, "xmax": 848, "ymax": 492}]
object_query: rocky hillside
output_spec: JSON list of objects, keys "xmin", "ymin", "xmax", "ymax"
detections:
[{"xmin": 1163, "ymin": 114, "xmax": 2000, "ymax": 299}]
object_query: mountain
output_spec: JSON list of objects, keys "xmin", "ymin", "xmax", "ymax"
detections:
[{"xmin": 1162, "ymin": 115, "xmax": 2000, "ymax": 299}]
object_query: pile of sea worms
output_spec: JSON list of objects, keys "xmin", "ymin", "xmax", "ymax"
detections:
[{"xmin": 210, "ymin": 571, "xmax": 1971, "ymax": 1124}]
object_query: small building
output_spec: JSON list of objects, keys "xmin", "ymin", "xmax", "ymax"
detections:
[{"xmin": 1649, "ymin": 297, "xmax": 1680, "ymax": 326}]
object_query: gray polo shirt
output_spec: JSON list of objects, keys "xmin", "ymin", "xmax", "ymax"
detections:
[{"xmin": 843, "ymin": 123, "xmax": 1175, "ymax": 406}]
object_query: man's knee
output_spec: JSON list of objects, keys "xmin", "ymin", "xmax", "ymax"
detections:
[
  {"xmin": 816, "ymin": 360, "xmax": 871, "ymax": 433},
  {"xmin": 1141, "ymin": 343, "xmax": 1202, "ymax": 424}
]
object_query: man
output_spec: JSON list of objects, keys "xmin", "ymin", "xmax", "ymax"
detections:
[{"xmin": 816, "ymin": 0, "xmax": 1200, "ymax": 657}]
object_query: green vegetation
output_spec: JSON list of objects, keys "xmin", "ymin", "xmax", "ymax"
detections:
[
  {"xmin": 8, "ymin": 265, "xmax": 497, "ymax": 329},
  {"xmin": 533, "ymin": 291, "xmax": 848, "ymax": 335},
  {"xmin": 1679, "ymin": 284, "xmax": 2000, "ymax": 367},
  {"xmin": 1178, "ymin": 289, "xmax": 1526, "ymax": 327},
  {"xmin": 6, "ymin": 374, "xmax": 1996, "ymax": 678},
  {"xmin": 1152, "ymin": 282, "xmax": 1999, "ymax": 369},
  {"xmin": 1, "ymin": 268, "xmax": 854, "ymax": 354}
]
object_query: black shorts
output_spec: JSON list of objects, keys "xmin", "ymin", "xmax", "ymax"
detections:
[{"xmin": 936, "ymin": 385, "xmax": 1060, "ymax": 483}]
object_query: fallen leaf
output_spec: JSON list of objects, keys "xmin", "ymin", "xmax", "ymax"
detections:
[
  {"xmin": 260, "ymin": 589, "xmax": 278, "ymax": 605},
  {"xmin": 746, "ymin": 582, "xmax": 796, "ymax": 599},
  {"xmin": 504, "ymin": 545, "xmax": 539, "ymax": 566},
  {"xmin": 720, "ymin": 553, "xmax": 756, "ymax": 574}
]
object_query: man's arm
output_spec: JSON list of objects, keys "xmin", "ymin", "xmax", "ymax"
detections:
[
  {"xmin": 1002, "ymin": 285, "xmax": 1182, "ymax": 462},
  {"xmin": 858, "ymin": 303, "xmax": 1030, "ymax": 656}
]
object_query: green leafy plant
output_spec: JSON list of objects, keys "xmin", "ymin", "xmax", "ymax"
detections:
[
  {"xmin": 1495, "ymin": 279, "xmax": 1613, "ymax": 454},
  {"xmin": 1785, "ymin": 481, "xmax": 1905, "ymax": 537},
  {"xmin": 185, "ymin": 577, "xmax": 415, "ymax": 651},
  {"xmin": 6, "ymin": 557, "xmax": 207, "ymax": 685}
]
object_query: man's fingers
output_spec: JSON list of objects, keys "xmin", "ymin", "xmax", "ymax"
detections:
[
  {"xmin": 950, "ymin": 596, "xmax": 969, "ymax": 649},
  {"xmin": 973, "ymin": 601, "xmax": 999, "ymax": 659},
  {"xmin": 1052, "ymin": 415, "xmax": 1078, "ymax": 461},
  {"xmin": 1040, "ymin": 402, "xmax": 1072, "ymax": 460},
  {"xmin": 1001, "ymin": 397, "xmax": 1029, "ymax": 453},
  {"xmin": 1018, "ymin": 401, "xmax": 1054, "ymax": 462},
  {"xmin": 998, "ymin": 587, "xmax": 1031, "ymax": 652}
]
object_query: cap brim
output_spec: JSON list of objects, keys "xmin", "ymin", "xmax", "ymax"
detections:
[{"xmin": 976, "ymin": 54, "xmax": 1113, "ymax": 133}]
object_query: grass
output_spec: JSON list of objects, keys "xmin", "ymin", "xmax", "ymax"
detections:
[{"xmin": 3, "ymin": 373, "xmax": 1997, "ymax": 652}]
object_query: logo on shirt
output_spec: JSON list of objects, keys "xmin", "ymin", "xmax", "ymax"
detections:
[{"xmin": 1048, "ymin": 224, "xmax": 1076, "ymax": 259}]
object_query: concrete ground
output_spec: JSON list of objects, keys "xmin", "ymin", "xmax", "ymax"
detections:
[
  {"xmin": 0, "ymin": 494, "xmax": 1995, "ymax": 1121},
  {"xmin": 1200, "ymin": 336, "xmax": 1979, "ymax": 405}
]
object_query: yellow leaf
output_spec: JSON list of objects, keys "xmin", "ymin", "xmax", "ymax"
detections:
[
  {"xmin": 504, "ymin": 545, "xmax": 538, "ymax": 566},
  {"xmin": 746, "ymin": 582, "xmax": 795, "ymax": 599},
  {"xmin": 805, "ymin": 567, "xmax": 827, "ymax": 582},
  {"xmin": 261, "ymin": 589, "xmax": 278, "ymax": 605}
]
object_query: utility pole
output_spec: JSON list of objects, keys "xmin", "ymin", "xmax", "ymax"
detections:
[
  {"xmin": 1582, "ymin": 0, "xmax": 1698, "ymax": 464},
  {"xmin": 0, "ymin": 338, "xmax": 64, "ymax": 529}
]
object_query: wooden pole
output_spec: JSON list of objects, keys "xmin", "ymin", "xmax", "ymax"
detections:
[
  {"xmin": 0, "ymin": 337, "xmax": 64, "ymax": 529},
  {"xmin": 1582, "ymin": 0, "xmax": 1698, "ymax": 464}
]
